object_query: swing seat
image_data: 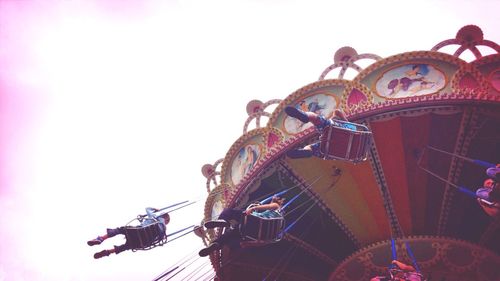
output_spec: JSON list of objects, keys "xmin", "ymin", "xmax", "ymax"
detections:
[
  {"xmin": 239, "ymin": 204, "xmax": 285, "ymax": 247},
  {"xmin": 318, "ymin": 120, "xmax": 372, "ymax": 163},
  {"xmin": 390, "ymin": 268, "xmax": 425, "ymax": 281},
  {"xmin": 124, "ymin": 221, "xmax": 168, "ymax": 251}
]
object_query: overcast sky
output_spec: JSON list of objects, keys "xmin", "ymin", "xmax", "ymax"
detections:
[{"xmin": 0, "ymin": 0, "xmax": 498, "ymax": 280}]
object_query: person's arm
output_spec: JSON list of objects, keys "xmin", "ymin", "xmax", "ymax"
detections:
[
  {"xmin": 245, "ymin": 202, "xmax": 280, "ymax": 215},
  {"xmin": 145, "ymin": 207, "xmax": 159, "ymax": 219},
  {"xmin": 391, "ymin": 260, "xmax": 415, "ymax": 272}
]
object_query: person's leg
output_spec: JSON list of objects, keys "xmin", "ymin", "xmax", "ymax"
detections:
[
  {"xmin": 87, "ymin": 226, "xmax": 124, "ymax": 246},
  {"xmin": 218, "ymin": 208, "xmax": 244, "ymax": 223},
  {"xmin": 106, "ymin": 227, "xmax": 126, "ymax": 237},
  {"xmin": 199, "ymin": 228, "xmax": 240, "ymax": 257},
  {"xmin": 287, "ymin": 145, "xmax": 314, "ymax": 159},
  {"xmin": 112, "ymin": 243, "xmax": 130, "ymax": 255},
  {"xmin": 306, "ymin": 112, "xmax": 327, "ymax": 127},
  {"xmin": 93, "ymin": 248, "xmax": 113, "ymax": 259},
  {"xmin": 285, "ymin": 106, "xmax": 309, "ymax": 123},
  {"xmin": 285, "ymin": 105, "xmax": 338, "ymax": 129},
  {"xmin": 87, "ymin": 235, "xmax": 106, "ymax": 246},
  {"xmin": 198, "ymin": 242, "xmax": 221, "ymax": 257},
  {"xmin": 288, "ymin": 142, "xmax": 323, "ymax": 159},
  {"xmin": 205, "ymin": 208, "xmax": 243, "ymax": 228},
  {"xmin": 93, "ymin": 243, "xmax": 130, "ymax": 259}
]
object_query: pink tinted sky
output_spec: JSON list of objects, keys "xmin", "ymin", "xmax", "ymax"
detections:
[{"xmin": 0, "ymin": 0, "xmax": 498, "ymax": 281}]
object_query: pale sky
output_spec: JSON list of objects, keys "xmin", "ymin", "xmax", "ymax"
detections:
[{"xmin": 0, "ymin": 0, "xmax": 498, "ymax": 280}]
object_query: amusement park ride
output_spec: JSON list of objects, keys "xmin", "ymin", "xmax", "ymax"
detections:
[
  {"xmin": 194, "ymin": 25, "xmax": 500, "ymax": 281},
  {"xmin": 91, "ymin": 25, "xmax": 499, "ymax": 281}
]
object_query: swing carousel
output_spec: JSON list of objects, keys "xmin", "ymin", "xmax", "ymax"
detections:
[{"xmin": 198, "ymin": 25, "xmax": 500, "ymax": 281}]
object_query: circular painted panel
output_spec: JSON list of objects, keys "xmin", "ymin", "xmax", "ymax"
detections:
[
  {"xmin": 490, "ymin": 68, "xmax": 500, "ymax": 92},
  {"xmin": 210, "ymin": 192, "xmax": 225, "ymax": 221},
  {"xmin": 230, "ymin": 143, "xmax": 262, "ymax": 185},
  {"xmin": 283, "ymin": 93, "xmax": 338, "ymax": 134},
  {"xmin": 375, "ymin": 63, "xmax": 446, "ymax": 99}
]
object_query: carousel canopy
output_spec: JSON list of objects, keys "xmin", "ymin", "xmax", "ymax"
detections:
[{"xmin": 200, "ymin": 25, "xmax": 500, "ymax": 281}]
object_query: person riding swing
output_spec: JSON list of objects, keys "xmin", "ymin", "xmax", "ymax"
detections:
[
  {"xmin": 476, "ymin": 164, "xmax": 500, "ymax": 217},
  {"xmin": 371, "ymin": 260, "xmax": 424, "ymax": 281},
  {"xmin": 198, "ymin": 196, "xmax": 285, "ymax": 257},
  {"xmin": 87, "ymin": 207, "xmax": 170, "ymax": 259},
  {"xmin": 284, "ymin": 105, "xmax": 371, "ymax": 162}
]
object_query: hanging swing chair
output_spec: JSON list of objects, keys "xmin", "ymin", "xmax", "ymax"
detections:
[
  {"xmin": 387, "ymin": 268, "xmax": 425, "ymax": 281},
  {"xmin": 125, "ymin": 213, "xmax": 170, "ymax": 252},
  {"xmin": 318, "ymin": 119, "xmax": 372, "ymax": 162},
  {"xmin": 418, "ymin": 146, "xmax": 500, "ymax": 217},
  {"xmin": 239, "ymin": 203, "xmax": 285, "ymax": 248},
  {"xmin": 382, "ymin": 238, "xmax": 426, "ymax": 281}
]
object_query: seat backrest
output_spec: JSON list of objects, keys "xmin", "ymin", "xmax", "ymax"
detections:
[
  {"xmin": 319, "ymin": 123, "xmax": 372, "ymax": 162},
  {"xmin": 240, "ymin": 212, "xmax": 285, "ymax": 244}
]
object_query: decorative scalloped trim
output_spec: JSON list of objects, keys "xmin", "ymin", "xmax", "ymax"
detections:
[
  {"xmin": 470, "ymin": 53, "xmax": 500, "ymax": 68},
  {"xmin": 341, "ymin": 81, "xmax": 375, "ymax": 114},
  {"xmin": 450, "ymin": 63, "xmax": 489, "ymax": 97},
  {"xmin": 318, "ymin": 46, "xmax": 382, "ymax": 81},
  {"xmin": 203, "ymin": 184, "xmax": 230, "ymax": 239},
  {"xmin": 266, "ymin": 127, "xmax": 285, "ymax": 149},
  {"xmin": 203, "ymin": 158, "xmax": 224, "ymax": 193},
  {"xmin": 347, "ymin": 91, "xmax": 500, "ymax": 120},
  {"xmin": 243, "ymin": 99, "xmax": 282, "ymax": 133}
]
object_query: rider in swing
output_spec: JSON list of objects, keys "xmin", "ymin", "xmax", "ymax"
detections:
[
  {"xmin": 476, "ymin": 164, "xmax": 500, "ymax": 216},
  {"xmin": 370, "ymin": 260, "xmax": 423, "ymax": 281},
  {"xmin": 284, "ymin": 105, "xmax": 355, "ymax": 159},
  {"xmin": 87, "ymin": 207, "xmax": 170, "ymax": 259},
  {"xmin": 198, "ymin": 196, "xmax": 285, "ymax": 257}
]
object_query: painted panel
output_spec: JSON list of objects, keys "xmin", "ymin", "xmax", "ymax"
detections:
[
  {"xmin": 375, "ymin": 64, "xmax": 446, "ymax": 99},
  {"xmin": 283, "ymin": 93, "xmax": 339, "ymax": 135},
  {"xmin": 230, "ymin": 143, "xmax": 263, "ymax": 185}
]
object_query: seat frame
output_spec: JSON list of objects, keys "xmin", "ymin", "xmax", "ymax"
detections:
[
  {"xmin": 238, "ymin": 203, "xmax": 285, "ymax": 247},
  {"xmin": 124, "ymin": 220, "xmax": 168, "ymax": 252},
  {"xmin": 318, "ymin": 120, "xmax": 372, "ymax": 163}
]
